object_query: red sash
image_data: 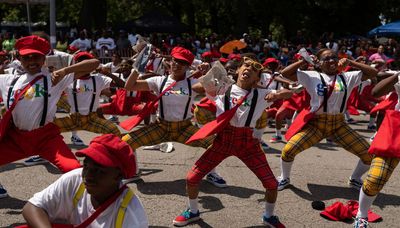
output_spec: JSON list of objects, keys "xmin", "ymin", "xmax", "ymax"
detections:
[
  {"xmin": 186, "ymin": 92, "xmax": 250, "ymax": 144},
  {"xmin": 370, "ymin": 92, "xmax": 397, "ymax": 115},
  {"xmin": 369, "ymin": 110, "xmax": 400, "ymax": 158},
  {"xmin": 0, "ymin": 76, "xmax": 43, "ymax": 141}
]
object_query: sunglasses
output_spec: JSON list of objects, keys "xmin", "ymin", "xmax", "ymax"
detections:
[
  {"xmin": 243, "ymin": 57, "xmax": 264, "ymax": 71},
  {"xmin": 320, "ymin": 56, "xmax": 338, "ymax": 62},
  {"xmin": 171, "ymin": 58, "xmax": 189, "ymax": 66}
]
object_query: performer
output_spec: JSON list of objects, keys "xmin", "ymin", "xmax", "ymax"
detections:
[
  {"xmin": 173, "ymin": 56, "xmax": 292, "ymax": 227},
  {"xmin": 0, "ymin": 35, "xmax": 99, "ymax": 198},
  {"xmin": 277, "ymin": 48, "xmax": 377, "ymax": 191},
  {"xmin": 353, "ymin": 72, "xmax": 400, "ymax": 228},
  {"xmin": 122, "ymin": 47, "xmax": 227, "ymax": 187}
]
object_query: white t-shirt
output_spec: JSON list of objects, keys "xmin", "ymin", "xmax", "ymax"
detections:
[
  {"xmin": 394, "ymin": 74, "xmax": 400, "ymax": 111},
  {"xmin": 146, "ymin": 75, "xmax": 198, "ymax": 121},
  {"xmin": 29, "ymin": 168, "xmax": 148, "ymax": 228},
  {"xmin": 0, "ymin": 70, "xmax": 74, "ymax": 131},
  {"xmin": 96, "ymin": 37, "xmax": 116, "ymax": 50},
  {"xmin": 297, "ymin": 70, "xmax": 363, "ymax": 114},
  {"xmin": 66, "ymin": 74, "xmax": 112, "ymax": 115},
  {"xmin": 70, "ymin": 38, "xmax": 92, "ymax": 51},
  {"xmin": 212, "ymin": 84, "xmax": 275, "ymax": 128}
]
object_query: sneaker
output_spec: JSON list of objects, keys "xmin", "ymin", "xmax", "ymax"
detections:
[
  {"xmin": 159, "ymin": 142, "xmax": 174, "ymax": 153},
  {"xmin": 107, "ymin": 115, "xmax": 119, "ymax": 123},
  {"xmin": 206, "ymin": 173, "xmax": 228, "ymax": 188},
  {"xmin": 326, "ymin": 137, "xmax": 336, "ymax": 145},
  {"xmin": 367, "ymin": 125, "xmax": 376, "ymax": 131},
  {"xmin": 347, "ymin": 118, "xmax": 357, "ymax": 124},
  {"xmin": 277, "ymin": 177, "xmax": 290, "ymax": 191},
  {"xmin": 71, "ymin": 135, "xmax": 85, "ymax": 146},
  {"xmin": 262, "ymin": 215, "xmax": 285, "ymax": 228},
  {"xmin": 260, "ymin": 139, "xmax": 270, "ymax": 151},
  {"xmin": 353, "ymin": 217, "xmax": 368, "ymax": 228},
  {"xmin": 23, "ymin": 155, "xmax": 48, "ymax": 166},
  {"xmin": 0, "ymin": 185, "xmax": 8, "ymax": 199},
  {"xmin": 269, "ymin": 135, "xmax": 283, "ymax": 143},
  {"xmin": 348, "ymin": 177, "xmax": 363, "ymax": 190},
  {"xmin": 173, "ymin": 208, "xmax": 200, "ymax": 227}
]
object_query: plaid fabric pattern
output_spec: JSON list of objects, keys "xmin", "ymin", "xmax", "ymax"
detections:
[
  {"xmin": 255, "ymin": 110, "xmax": 268, "ymax": 129},
  {"xmin": 56, "ymin": 95, "xmax": 71, "ymax": 112},
  {"xmin": 186, "ymin": 125, "xmax": 278, "ymax": 190},
  {"xmin": 282, "ymin": 114, "xmax": 372, "ymax": 163},
  {"xmin": 122, "ymin": 118, "xmax": 214, "ymax": 150},
  {"xmin": 363, "ymin": 156, "xmax": 399, "ymax": 196},
  {"xmin": 193, "ymin": 106, "xmax": 216, "ymax": 126},
  {"xmin": 54, "ymin": 112, "xmax": 121, "ymax": 136}
]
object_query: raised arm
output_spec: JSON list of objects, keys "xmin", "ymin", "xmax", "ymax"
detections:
[
  {"xmin": 371, "ymin": 72, "xmax": 399, "ymax": 97},
  {"xmin": 96, "ymin": 67, "xmax": 125, "ymax": 88},
  {"xmin": 124, "ymin": 69, "xmax": 150, "ymax": 91},
  {"xmin": 51, "ymin": 59, "xmax": 100, "ymax": 85},
  {"xmin": 22, "ymin": 202, "xmax": 52, "ymax": 228},
  {"xmin": 280, "ymin": 59, "xmax": 306, "ymax": 81},
  {"xmin": 339, "ymin": 58, "xmax": 378, "ymax": 81}
]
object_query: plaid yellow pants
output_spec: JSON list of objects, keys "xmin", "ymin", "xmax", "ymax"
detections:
[
  {"xmin": 54, "ymin": 112, "xmax": 121, "ymax": 136},
  {"xmin": 363, "ymin": 156, "xmax": 399, "ymax": 196},
  {"xmin": 56, "ymin": 95, "xmax": 71, "ymax": 112},
  {"xmin": 122, "ymin": 118, "xmax": 214, "ymax": 150},
  {"xmin": 194, "ymin": 106, "xmax": 268, "ymax": 129},
  {"xmin": 281, "ymin": 114, "xmax": 372, "ymax": 164}
]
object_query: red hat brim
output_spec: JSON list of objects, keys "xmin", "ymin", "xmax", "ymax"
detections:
[{"xmin": 19, "ymin": 49, "xmax": 46, "ymax": 56}]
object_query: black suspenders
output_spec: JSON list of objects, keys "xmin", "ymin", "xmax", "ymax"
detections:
[
  {"xmin": 319, "ymin": 74, "xmax": 348, "ymax": 113},
  {"xmin": 7, "ymin": 75, "xmax": 48, "ymax": 127},
  {"xmin": 159, "ymin": 76, "xmax": 192, "ymax": 120},
  {"xmin": 73, "ymin": 76, "xmax": 97, "ymax": 113},
  {"xmin": 224, "ymin": 87, "xmax": 258, "ymax": 127}
]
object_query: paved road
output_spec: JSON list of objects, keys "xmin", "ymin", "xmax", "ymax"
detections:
[{"xmin": 1, "ymin": 114, "xmax": 399, "ymax": 228}]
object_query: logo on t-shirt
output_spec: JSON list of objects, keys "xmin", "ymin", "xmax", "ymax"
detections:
[
  {"xmin": 316, "ymin": 79, "xmax": 345, "ymax": 96},
  {"xmin": 230, "ymin": 97, "xmax": 251, "ymax": 107},
  {"xmin": 75, "ymin": 84, "xmax": 93, "ymax": 93},
  {"xmin": 9, "ymin": 83, "xmax": 48, "ymax": 102},
  {"xmin": 164, "ymin": 87, "xmax": 189, "ymax": 96}
]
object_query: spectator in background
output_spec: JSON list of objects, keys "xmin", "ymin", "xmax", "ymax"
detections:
[
  {"xmin": 369, "ymin": 45, "xmax": 389, "ymax": 64},
  {"xmin": 2, "ymin": 32, "xmax": 15, "ymax": 52},
  {"xmin": 55, "ymin": 33, "xmax": 69, "ymax": 52},
  {"xmin": 70, "ymin": 31, "xmax": 92, "ymax": 51},
  {"xmin": 96, "ymin": 30, "xmax": 116, "ymax": 51},
  {"xmin": 116, "ymin": 30, "xmax": 131, "ymax": 51}
]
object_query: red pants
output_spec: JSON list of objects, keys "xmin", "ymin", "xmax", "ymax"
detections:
[
  {"xmin": 100, "ymin": 100, "xmax": 145, "ymax": 116},
  {"xmin": 187, "ymin": 125, "xmax": 278, "ymax": 190},
  {"xmin": 0, "ymin": 123, "xmax": 81, "ymax": 173}
]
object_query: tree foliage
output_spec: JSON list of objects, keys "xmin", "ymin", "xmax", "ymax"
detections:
[{"xmin": 0, "ymin": 0, "xmax": 399, "ymax": 38}]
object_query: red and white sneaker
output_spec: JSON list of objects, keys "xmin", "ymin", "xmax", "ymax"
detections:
[{"xmin": 173, "ymin": 208, "xmax": 200, "ymax": 227}]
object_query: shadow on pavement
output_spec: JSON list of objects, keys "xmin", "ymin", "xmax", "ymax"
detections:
[
  {"xmin": 0, "ymin": 196, "xmax": 26, "ymax": 210},
  {"xmin": 290, "ymin": 183, "xmax": 400, "ymax": 209},
  {"xmin": 0, "ymin": 162, "xmax": 61, "ymax": 175},
  {"xmin": 137, "ymin": 179, "xmax": 264, "ymax": 199}
]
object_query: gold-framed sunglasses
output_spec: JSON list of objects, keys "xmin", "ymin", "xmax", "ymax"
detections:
[{"xmin": 243, "ymin": 57, "xmax": 264, "ymax": 71}]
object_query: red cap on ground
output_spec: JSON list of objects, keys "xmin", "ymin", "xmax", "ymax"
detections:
[
  {"xmin": 73, "ymin": 51, "xmax": 95, "ymax": 62},
  {"xmin": 76, "ymin": 134, "xmax": 136, "ymax": 178},
  {"xmin": 15, "ymin": 35, "xmax": 50, "ymax": 56},
  {"xmin": 171, "ymin": 47, "xmax": 195, "ymax": 65},
  {"xmin": 320, "ymin": 201, "xmax": 352, "ymax": 221}
]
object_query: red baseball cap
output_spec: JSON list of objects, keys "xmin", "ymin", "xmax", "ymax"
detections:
[
  {"xmin": 263, "ymin": 57, "xmax": 279, "ymax": 66},
  {"xmin": 73, "ymin": 51, "xmax": 95, "ymax": 62},
  {"xmin": 0, "ymin": 51, "xmax": 7, "ymax": 56},
  {"xmin": 76, "ymin": 134, "xmax": 136, "ymax": 178},
  {"xmin": 171, "ymin": 47, "xmax": 195, "ymax": 65},
  {"xmin": 219, "ymin": 57, "xmax": 229, "ymax": 64},
  {"xmin": 228, "ymin": 53, "xmax": 241, "ymax": 61},
  {"xmin": 15, "ymin": 35, "xmax": 50, "ymax": 56},
  {"xmin": 201, "ymin": 51, "xmax": 213, "ymax": 58},
  {"xmin": 68, "ymin": 45, "xmax": 79, "ymax": 53}
]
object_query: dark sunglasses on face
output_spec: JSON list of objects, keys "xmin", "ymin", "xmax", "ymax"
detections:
[
  {"xmin": 320, "ymin": 56, "xmax": 338, "ymax": 62},
  {"xmin": 172, "ymin": 58, "xmax": 189, "ymax": 66},
  {"xmin": 243, "ymin": 57, "xmax": 264, "ymax": 71}
]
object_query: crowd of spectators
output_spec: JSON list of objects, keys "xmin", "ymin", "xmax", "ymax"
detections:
[{"xmin": 0, "ymin": 28, "xmax": 399, "ymax": 69}]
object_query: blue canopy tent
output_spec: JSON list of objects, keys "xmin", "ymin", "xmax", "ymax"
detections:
[{"xmin": 368, "ymin": 20, "xmax": 400, "ymax": 37}]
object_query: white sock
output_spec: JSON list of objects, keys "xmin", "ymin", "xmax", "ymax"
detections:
[
  {"xmin": 71, "ymin": 131, "xmax": 78, "ymax": 137},
  {"xmin": 150, "ymin": 114, "xmax": 157, "ymax": 123},
  {"xmin": 189, "ymin": 198, "xmax": 199, "ymax": 213},
  {"xmin": 357, "ymin": 189, "xmax": 377, "ymax": 218},
  {"xmin": 280, "ymin": 158, "xmax": 293, "ymax": 180},
  {"xmin": 253, "ymin": 128, "xmax": 265, "ymax": 140},
  {"xmin": 351, "ymin": 160, "xmax": 370, "ymax": 181},
  {"xmin": 264, "ymin": 201, "xmax": 276, "ymax": 218},
  {"xmin": 275, "ymin": 129, "xmax": 282, "ymax": 137},
  {"xmin": 291, "ymin": 111, "xmax": 298, "ymax": 122},
  {"xmin": 368, "ymin": 117, "xmax": 375, "ymax": 126}
]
